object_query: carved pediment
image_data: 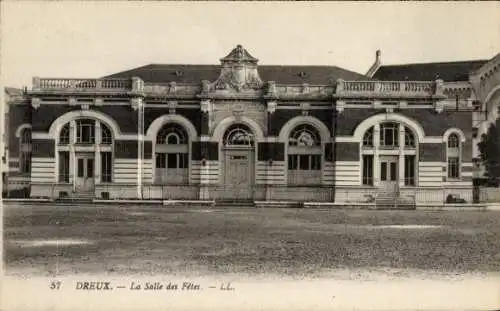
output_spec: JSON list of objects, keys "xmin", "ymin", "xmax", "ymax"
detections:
[{"xmin": 212, "ymin": 45, "xmax": 263, "ymax": 92}]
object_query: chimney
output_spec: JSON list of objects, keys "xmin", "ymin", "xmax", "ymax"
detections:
[
  {"xmin": 366, "ymin": 49, "xmax": 382, "ymax": 78},
  {"xmin": 375, "ymin": 50, "xmax": 381, "ymax": 65}
]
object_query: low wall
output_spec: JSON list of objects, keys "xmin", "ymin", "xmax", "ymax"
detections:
[
  {"xmin": 335, "ymin": 187, "xmax": 377, "ymax": 204},
  {"xmin": 408, "ymin": 187, "xmax": 473, "ymax": 204},
  {"xmin": 266, "ymin": 185, "xmax": 333, "ymax": 202},
  {"xmin": 31, "ymin": 183, "xmax": 73, "ymax": 199},
  {"xmin": 479, "ymin": 187, "xmax": 500, "ymax": 203}
]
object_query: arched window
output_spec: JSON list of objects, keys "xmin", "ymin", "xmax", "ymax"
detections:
[
  {"xmin": 56, "ymin": 119, "xmax": 113, "ymax": 183},
  {"xmin": 157, "ymin": 124, "xmax": 188, "ymax": 145},
  {"xmin": 448, "ymin": 133, "xmax": 459, "ymax": 148},
  {"xmin": 155, "ymin": 123, "xmax": 189, "ymax": 184},
  {"xmin": 76, "ymin": 119, "xmax": 95, "ymax": 144},
  {"xmin": 19, "ymin": 128, "xmax": 32, "ymax": 174},
  {"xmin": 289, "ymin": 124, "xmax": 321, "ymax": 147},
  {"xmin": 287, "ymin": 124, "xmax": 322, "ymax": 185},
  {"xmin": 447, "ymin": 133, "xmax": 461, "ymax": 179},
  {"xmin": 379, "ymin": 122, "xmax": 399, "ymax": 147},
  {"xmin": 101, "ymin": 124, "xmax": 112, "ymax": 145},
  {"xmin": 360, "ymin": 122, "xmax": 418, "ymax": 187},
  {"xmin": 20, "ymin": 128, "xmax": 31, "ymax": 144},
  {"xmin": 404, "ymin": 128, "xmax": 416, "ymax": 147},
  {"xmin": 224, "ymin": 124, "xmax": 254, "ymax": 146},
  {"xmin": 59, "ymin": 124, "xmax": 70, "ymax": 145},
  {"xmin": 363, "ymin": 127, "xmax": 374, "ymax": 147}
]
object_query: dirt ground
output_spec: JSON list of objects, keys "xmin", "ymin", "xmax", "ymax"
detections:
[{"xmin": 4, "ymin": 203, "xmax": 500, "ymax": 279}]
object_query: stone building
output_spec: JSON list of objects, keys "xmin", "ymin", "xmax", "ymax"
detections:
[{"xmin": 3, "ymin": 45, "xmax": 500, "ymax": 205}]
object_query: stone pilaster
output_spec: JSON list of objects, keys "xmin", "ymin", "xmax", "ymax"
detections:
[
  {"xmin": 69, "ymin": 120, "xmax": 76, "ymax": 190},
  {"xmin": 135, "ymin": 98, "xmax": 145, "ymax": 199},
  {"xmin": 95, "ymin": 121, "xmax": 101, "ymax": 184},
  {"xmin": 200, "ymin": 99, "xmax": 212, "ymax": 136},
  {"xmin": 373, "ymin": 124, "xmax": 380, "ymax": 187},
  {"xmin": 398, "ymin": 124, "xmax": 405, "ymax": 188}
]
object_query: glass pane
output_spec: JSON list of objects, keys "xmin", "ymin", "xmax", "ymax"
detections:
[
  {"xmin": 77, "ymin": 159, "xmax": 84, "ymax": 177},
  {"xmin": 299, "ymin": 155, "xmax": 309, "ymax": 170},
  {"xmin": 87, "ymin": 159, "xmax": 94, "ymax": 177},
  {"xmin": 167, "ymin": 153, "xmax": 178, "ymax": 168},
  {"xmin": 311, "ymin": 155, "xmax": 320, "ymax": 170},
  {"xmin": 59, "ymin": 152, "xmax": 70, "ymax": 182},
  {"xmin": 381, "ymin": 162, "xmax": 387, "ymax": 181},
  {"xmin": 180, "ymin": 153, "xmax": 189, "ymax": 169},
  {"xmin": 288, "ymin": 155, "xmax": 297, "ymax": 170},
  {"xmin": 101, "ymin": 152, "xmax": 112, "ymax": 182},
  {"xmin": 156, "ymin": 153, "xmax": 165, "ymax": 168},
  {"xmin": 390, "ymin": 162, "xmax": 397, "ymax": 181}
]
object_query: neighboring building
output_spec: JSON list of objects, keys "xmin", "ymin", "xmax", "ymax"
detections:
[{"xmin": 3, "ymin": 45, "xmax": 500, "ymax": 205}]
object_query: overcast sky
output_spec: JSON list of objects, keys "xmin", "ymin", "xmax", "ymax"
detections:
[{"xmin": 1, "ymin": 1, "xmax": 499, "ymax": 88}]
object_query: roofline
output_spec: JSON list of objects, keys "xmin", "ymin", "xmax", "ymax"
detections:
[
  {"xmin": 104, "ymin": 63, "xmax": 370, "ymax": 79},
  {"xmin": 377, "ymin": 59, "xmax": 489, "ymax": 68}
]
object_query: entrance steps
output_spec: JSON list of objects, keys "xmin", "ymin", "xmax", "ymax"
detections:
[
  {"xmin": 215, "ymin": 199, "xmax": 255, "ymax": 207},
  {"xmin": 56, "ymin": 191, "xmax": 95, "ymax": 203},
  {"xmin": 375, "ymin": 193, "xmax": 416, "ymax": 210}
]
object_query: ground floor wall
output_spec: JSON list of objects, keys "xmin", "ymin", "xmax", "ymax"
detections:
[{"xmin": 25, "ymin": 182, "xmax": 474, "ymax": 205}]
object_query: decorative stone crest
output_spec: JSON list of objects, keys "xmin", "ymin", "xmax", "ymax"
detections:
[
  {"xmin": 94, "ymin": 98, "xmax": 103, "ymax": 106},
  {"xmin": 131, "ymin": 98, "xmax": 143, "ymax": 111},
  {"xmin": 68, "ymin": 97, "xmax": 78, "ymax": 106},
  {"xmin": 31, "ymin": 97, "xmax": 41, "ymax": 110},
  {"xmin": 200, "ymin": 99, "xmax": 212, "ymax": 113},
  {"xmin": 267, "ymin": 101, "xmax": 277, "ymax": 114},
  {"xmin": 213, "ymin": 45, "xmax": 263, "ymax": 92},
  {"xmin": 168, "ymin": 82, "xmax": 177, "ymax": 95},
  {"xmin": 302, "ymin": 83, "xmax": 310, "ymax": 94},
  {"xmin": 265, "ymin": 81, "xmax": 278, "ymax": 98},
  {"xmin": 336, "ymin": 79, "xmax": 345, "ymax": 93},
  {"xmin": 336, "ymin": 100, "xmax": 345, "ymax": 113},
  {"xmin": 81, "ymin": 103, "xmax": 90, "ymax": 110},
  {"xmin": 201, "ymin": 80, "xmax": 212, "ymax": 94},
  {"xmin": 434, "ymin": 101, "xmax": 444, "ymax": 113},
  {"xmin": 300, "ymin": 102, "xmax": 310, "ymax": 116},
  {"xmin": 435, "ymin": 79, "xmax": 444, "ymax": 96},
  {"xmin": 167, "ymin": 101, "xmax": 178, "ymax": 114}
]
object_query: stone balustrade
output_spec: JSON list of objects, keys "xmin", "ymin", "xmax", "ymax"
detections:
[
  {"xmin": 340, "ymin": 80, "xmax": 437, "ymax": 96},
  {"xmin": 33, "ymin": 77, "xmax": 135, "ymax": 92},
  {"xmin": 31, "ymin": 76, "xmax": 445, "ymax": 99}
]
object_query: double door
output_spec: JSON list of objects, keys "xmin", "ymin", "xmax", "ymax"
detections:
[
  {"xmin": 222, "ymin": 148, "xmax": 255, "ymax": 199},
  {"xmin": 379, "ymin": 156, "xmax": 398, "ymax": 193},
  {"xmin": 75, "ymin": 153, "xmax": 95, "ymax": 192}
]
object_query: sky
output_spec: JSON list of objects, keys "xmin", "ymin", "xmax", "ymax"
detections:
[{"xmin": 1, "ymin": 1, "xmax": 499, "ymax": 88}]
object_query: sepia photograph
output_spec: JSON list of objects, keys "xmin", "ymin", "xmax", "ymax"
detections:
[{"xmin": 1, "ymin": 1, "xmax": 500, "ymax": 310}]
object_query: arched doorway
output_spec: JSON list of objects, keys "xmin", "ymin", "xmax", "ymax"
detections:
[
  {"xmin": 361, "ymin": 121, "xmax": 418, "ymax": 195},
  {"xmin": 154, "ymin": 123, "xmax": 190, "ymax": 184},
  {"xmin": 221, "ymin": 123, "xmax": 255, "ymax": 199},
  {"xmin": 57, "ymin": 118, "xmax": 113, "ymax": 194}
]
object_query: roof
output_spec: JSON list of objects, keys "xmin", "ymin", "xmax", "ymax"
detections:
[
  {"xmin": 372, "ymin": 60, "xmax": 488, "ymax": 82},
  {"xmin": 4, "ymin": 87, "xmax": 23, "ymax": 95},
  {"xmin": 220, "ymin": 44, "xmax": 259, "ymax": 64},
  {"xmin": 104, "ymin": 64, "xmax": 369, "ymax": 84}
]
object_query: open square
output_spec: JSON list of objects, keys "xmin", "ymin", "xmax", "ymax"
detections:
[{"xmin": 5, "ymin": 203, "xmax": 500, "ymax": 280}]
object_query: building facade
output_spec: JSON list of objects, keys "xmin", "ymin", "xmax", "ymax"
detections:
[{"xmin": 3, "ymin": 45, "xmax": 500, "ymax": 205}]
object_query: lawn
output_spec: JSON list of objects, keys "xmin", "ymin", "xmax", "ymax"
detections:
[{"xmin": 4, "ymin": 203, "xmax": 500, "ymax": 278}]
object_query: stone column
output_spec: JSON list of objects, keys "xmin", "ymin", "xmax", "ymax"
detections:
[
  {"xmin": 373, "ymin": 124, "xmax": 380, "ymax": 187},
  {"xmin": 398, "ymin": 124, "xmax": 405, "ymax": 188},
  {"xmin": 199, "ymin": 137, "xmax": 211, "ymax": 200},
  {"xmin": 265, "ymin": 101, "xmax": 277, "ymax": 201},
  {"xmin": 135, "ymin": 98, "xmax": 145, "ymax": 199},
  {"xmin": 70, "ymin": 120, "xmax": 76, "ymax": 191},
  {"xmin": 94, "ymin": 121, "xmax": 101, "ymax": 186},
  {"xmin": 199, "ymin": 100, "xmax": 212, "ymax": 200}
]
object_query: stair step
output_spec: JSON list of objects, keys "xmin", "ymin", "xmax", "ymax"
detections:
[{"xmin": 216, "ymin": 200, "xmax": 255, "ymax": 207}]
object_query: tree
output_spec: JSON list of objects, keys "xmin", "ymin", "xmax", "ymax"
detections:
[{"xmin": 477, "ymin": 119, "xmax": 500, "ymax": 181}]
